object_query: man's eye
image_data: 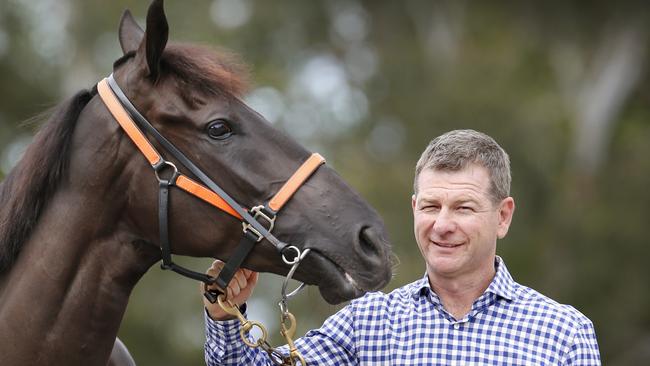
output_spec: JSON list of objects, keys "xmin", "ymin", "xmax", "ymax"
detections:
[{"xmin": 420, "ymin": 205, "xmax": 439, "ymax": 211}]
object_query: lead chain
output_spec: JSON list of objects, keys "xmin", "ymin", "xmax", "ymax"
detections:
[{"xmin": 217, "ymin": 295, "xmax": 306, "ymax": 366}]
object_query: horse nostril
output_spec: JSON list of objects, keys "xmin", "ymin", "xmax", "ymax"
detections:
[{"xmin": 358, "ymin": 226, "xmax": 383, "ymax": 258}]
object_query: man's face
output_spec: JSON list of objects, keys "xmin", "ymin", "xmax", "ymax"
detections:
[{"xmin": 412, "ymin": 164, "xmax": 514, "ymax": 281}]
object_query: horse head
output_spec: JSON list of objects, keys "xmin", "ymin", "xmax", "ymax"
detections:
[{"xmin": 79, "ymin": 0, "xmax": 393, "ymax": 304}]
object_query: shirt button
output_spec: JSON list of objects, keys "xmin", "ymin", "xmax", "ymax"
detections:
[{"xmin": 453, "ymin": 324, "xmax": 460, "ymax": 330}]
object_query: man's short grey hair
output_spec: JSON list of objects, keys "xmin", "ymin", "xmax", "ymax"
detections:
[{"xmin": 414, "ymin": 129, "xmax": 511, "ymax": 203}]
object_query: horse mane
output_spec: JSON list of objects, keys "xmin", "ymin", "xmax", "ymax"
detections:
[{"xmin": 0, "ymin": 89, "xmax": 94, "ymax": 273}]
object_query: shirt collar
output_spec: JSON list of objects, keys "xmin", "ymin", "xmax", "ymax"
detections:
[
  {"xmin": 411, "ymin": 256, "xmax": 518, "ymax": 301},
  {"xmin": 410, "ymin": 274, "xmax": 434, "ymax": 300},
  {"xmin": 485, "ymin": 256, "xmax": 517, "ymax": 301}
]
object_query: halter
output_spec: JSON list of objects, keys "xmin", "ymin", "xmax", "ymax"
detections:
[{"xmin": 96, "ymin": 74, "xmax": 324, "ymax": 297}]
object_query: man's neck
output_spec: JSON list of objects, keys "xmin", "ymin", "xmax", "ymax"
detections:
[{"xmin": 428, "ymin": 263, "xmax": 496, "ymax": 320}]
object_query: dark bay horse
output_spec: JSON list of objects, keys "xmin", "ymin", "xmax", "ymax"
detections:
[{"xmin": 0, "ymin": 1, "xmax": 393, "ymax": 365}]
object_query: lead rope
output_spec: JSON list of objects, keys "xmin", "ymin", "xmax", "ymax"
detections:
[{"xmin": 216, "ymin": 249, "xmax": 311, "ymax": 366}]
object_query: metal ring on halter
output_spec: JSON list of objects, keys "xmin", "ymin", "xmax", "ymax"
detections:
[
  {"xmin": 282, "ymin": 246, "xmax": 304, "ymax": 265},
  {"xmin": 153, "ymin": 160, "xmax": 179, "ymax": 183},
  {"xmin": 279, "ymin": 248, "xmax": 311, "ymax": 316},
  {"xmin": 281, "ymin": 248, "xmax": 310, "ymax": 298}
]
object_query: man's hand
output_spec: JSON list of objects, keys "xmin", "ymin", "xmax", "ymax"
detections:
[{"xmin": 201, "ymin": 260, "xmax": 259, "ymax": 321}]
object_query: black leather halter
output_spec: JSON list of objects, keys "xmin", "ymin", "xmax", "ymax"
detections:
[{"xmin": 97, "ymin": 75, "xmax": 324, "ymax": 300}]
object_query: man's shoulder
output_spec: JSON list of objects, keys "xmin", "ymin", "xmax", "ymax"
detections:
[{"xmin": 512, "ymin": 283, "xmax": 593, "ymax": 328}]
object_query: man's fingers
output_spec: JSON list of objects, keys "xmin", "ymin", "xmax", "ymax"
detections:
[
  {"xmin": 202, "ymin": 260, "xmax": 258, "ymax": 301},
  {"xmin": 249, "ymin": 271, "xmax": 259, "ymax": 285},
  {"xmin": 203, "ymin": 261, "xmax": 224, "ymax": 292},
  {"xmin": 233, "ymin": 270, "xmax": 247, "ymax": 290},
  {"xmin": 206, "ymin": 262, "xmax": 223, "ymax": 277},
  {"xmin": 209, "ymin": 261, "xmax": 224, "ymax": 272},
  {"xmin": 242, "ymin": 268, "xmax": 257, "ymax": 279}
]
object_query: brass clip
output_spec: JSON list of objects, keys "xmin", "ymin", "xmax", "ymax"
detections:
[
  {"xmin": 280, "ymin": 312, "xmax": 306, "ymax": 365},
  {"xmin": 217, "ymin": 294, "xmax": 268, "ymax": 348}
]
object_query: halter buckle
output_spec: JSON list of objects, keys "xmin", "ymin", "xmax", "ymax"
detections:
[{"xmin": 242, "ymin": 205, "xmax": 276, "ymax": 242}]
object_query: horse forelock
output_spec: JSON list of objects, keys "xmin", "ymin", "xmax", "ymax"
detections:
[
  {"xmin": 161, "ymin": 43, "xmax": 251, "ymax": 98},
  {"xmin": 0, "ymin": 89, "xmax": 94, "ymax": 273}
]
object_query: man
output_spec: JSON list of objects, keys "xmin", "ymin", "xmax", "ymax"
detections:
[{"xmin": 202, "ymin": 129, "xmax": 601, "ymax": 365}]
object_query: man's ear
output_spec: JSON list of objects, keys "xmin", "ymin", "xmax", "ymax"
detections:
[
  {"xmin": 412, "ymin": 194, "xmax": 417, "ymax": 211},
  {"xmin": 496, "ymin": 197, "xmax": 515, "ymax": 239}
]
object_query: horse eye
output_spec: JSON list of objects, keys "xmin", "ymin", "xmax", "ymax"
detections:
[{"xmin": 206, "ymin": 120, "xmax": 233, "ymax": 140}]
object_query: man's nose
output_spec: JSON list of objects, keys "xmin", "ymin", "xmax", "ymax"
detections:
[{"xmin": 432, "ymin": 208, "xmax": 456, "ymax": 234}]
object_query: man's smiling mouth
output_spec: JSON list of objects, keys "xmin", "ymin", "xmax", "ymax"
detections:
[{"xmin": 433, "ymin": 241, "xmax": 463, "ymax": 248}]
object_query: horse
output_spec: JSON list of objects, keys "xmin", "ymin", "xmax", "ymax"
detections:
[{"xmin": 0, "ymin": 1, "xmax": 393, "ymax": 365}]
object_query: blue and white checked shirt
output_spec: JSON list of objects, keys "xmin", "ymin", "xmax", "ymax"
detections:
[{"xmin": 205, "ymin": 257, "xmax": 600, "ymax": 365}]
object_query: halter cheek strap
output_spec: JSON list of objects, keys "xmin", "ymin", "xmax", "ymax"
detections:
[{"xmin": 96, "ymin": 76, "xmax": 324, "ymax": 293}]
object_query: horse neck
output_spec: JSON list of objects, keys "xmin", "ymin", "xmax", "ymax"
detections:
[{"xmin": 0, "ymin": 101, "xmax": 160, "ymax": 365}]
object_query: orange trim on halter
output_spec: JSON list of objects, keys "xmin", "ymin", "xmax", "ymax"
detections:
[
  {"xmin": 268, "ymin": 153, "xmax": 325, "ymax": 212},
  {"xmin": 176, "ymin": 175, "xmax": 243, "ymax": 219},
  {"xmin": 97, "ymin": 77, "xmax": 325, "ymax": 221},
  {"xmin": 98, "ymin": 78, "xmax": 242, "ymax": 219},
  {"xmin": 97, "ymin": 79, "xmax": 162, "ymax": 166}
]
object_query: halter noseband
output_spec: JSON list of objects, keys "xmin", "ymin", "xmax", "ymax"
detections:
[{"xmin": 96, "ymin": 75, "xmax": 324, "ymax": 298}]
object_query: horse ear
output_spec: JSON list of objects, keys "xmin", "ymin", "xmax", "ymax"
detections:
[
  {"xmin": 118, "ymin": 10, "xmax": 144, "ymax": 54},
  {"xmin": 140, "ymin": 0, "xmax": 169, "ymax": 81}
]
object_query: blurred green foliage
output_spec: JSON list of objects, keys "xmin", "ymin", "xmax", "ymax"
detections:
[{"xmin": 1, "ymin": 0, "xmax": 649, "ymax": 364}]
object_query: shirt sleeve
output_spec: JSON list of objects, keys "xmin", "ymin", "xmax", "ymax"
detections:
[
  {"xmin": 562, "ymin": 320, "xmax": 601, "ymax": 365},
  {"xmin": 292, "ymin": 303, "xmax": 358, "ymax": 364},
  {"xmin": 204, "ymin": 304, "xmax": 359, "ymax": 366},
  {"xmin": 204, "ymin": 309, "xmax": 261, "ymax": 366}
]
